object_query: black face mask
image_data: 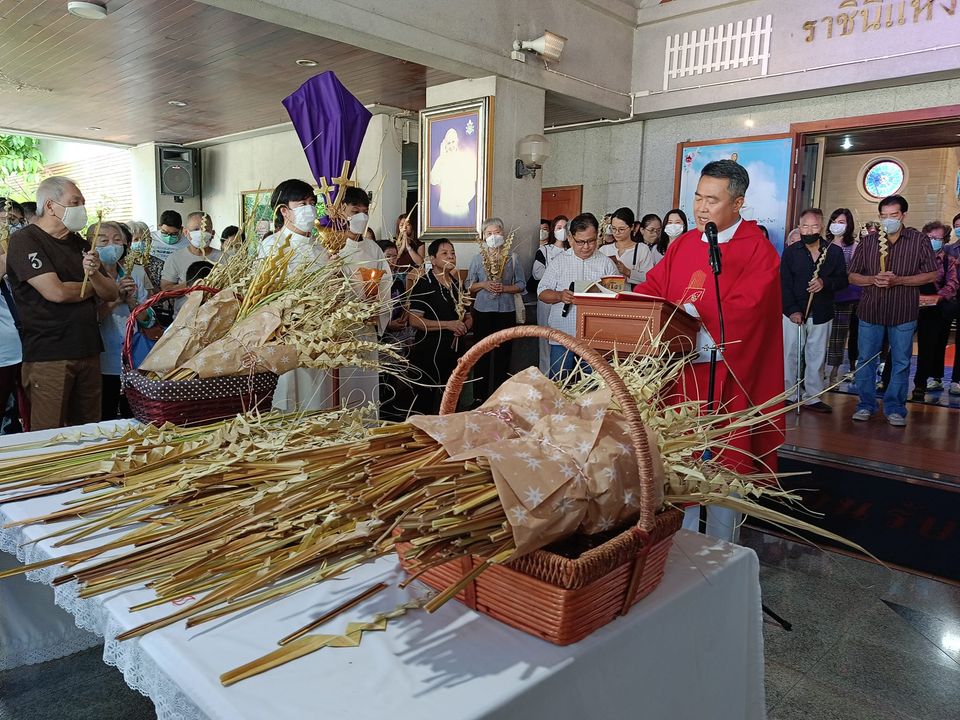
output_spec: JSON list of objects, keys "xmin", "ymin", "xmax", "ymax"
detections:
[{"xmin": 801, "ymin": 233, "xmax": 820, "ymax": 245}]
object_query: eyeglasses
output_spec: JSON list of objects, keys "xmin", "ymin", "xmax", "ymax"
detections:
[
  {"xmin": 611, "ymin": 225, "xmax": 630, "ymax": 233},
  {"xmin": 572, "ymin": 239, "xmax": 597, "ymax": 247}
]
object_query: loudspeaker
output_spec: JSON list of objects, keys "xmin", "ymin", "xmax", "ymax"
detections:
[{"xmin": 157, "ymin": 145, "xmax": 200, "ymax": 197}]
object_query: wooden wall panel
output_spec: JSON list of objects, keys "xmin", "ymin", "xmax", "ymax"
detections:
[
  {"xmin": 820, "ymin": 147, "xmax": 956, "ymax": 228},
  {"xmin": 0, "ymin": 0, "xmax": 461, "ymax": 145}
]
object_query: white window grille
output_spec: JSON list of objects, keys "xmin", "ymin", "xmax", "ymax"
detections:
[{"xmin": 663, "ymin": 14, "xmax": 773, "ymax": 91}]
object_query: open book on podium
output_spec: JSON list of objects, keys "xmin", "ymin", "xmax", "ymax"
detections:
[{"xmin": 572, "ymin": 277, "xmax": 700, "ymax": 356}]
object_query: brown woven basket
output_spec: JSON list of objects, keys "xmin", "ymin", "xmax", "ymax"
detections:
[
  {"xmin": 121, "ymin": 286, "xmax": 278, "ymax": 426},
  {"xmin": 397, "ymin": 325, "xmax": 683, "ymax": 645}
]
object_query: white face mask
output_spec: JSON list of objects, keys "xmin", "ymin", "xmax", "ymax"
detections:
[
  {"xmin": 188, "ymin": 230, "xmax": 212, "ymax": 249},
  {"xmin": 539, "ymin": 229, "xmax": 549, "ymax": 242},
  {"xmin": 348, "ymin": 212, "xmax": 369, "ymax": 236},
  {"xmin": 664, "ymin": 223, "xmax": 684, "ymax": 238},
  {"xmin": 56, "ymin": 203, "xmax": 88, "ymax": 232},
  {"xmin": 290, "ymin": 204, "xmax": 317, "ymax": 232},
  {"xmin": 881, "ymin": 218, "xmax": 902, "ymax": 234},
  {"xmin": 484, "ymin": 233, "xmax": 505, "ymax": 248},
  {"xmin": 554, "ymin": 227, "xmax": 566, "ymax": 243},
  {"xmin": 829, "ymin": 222, "xmax": 847, "ymax": 237}
]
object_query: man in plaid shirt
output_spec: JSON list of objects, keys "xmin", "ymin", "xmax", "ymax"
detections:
[{"xmin": 538, "ymin": 213, "xmax": 617, "ymax": 378}]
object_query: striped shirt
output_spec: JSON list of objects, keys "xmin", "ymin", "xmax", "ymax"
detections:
[
  {"xmin": 847, "ymin": 228, "xmax": 938, "ymax": 326},
  {"xmin": 537, "ymin": 249, "xmax": 618, "ymax": 342}
]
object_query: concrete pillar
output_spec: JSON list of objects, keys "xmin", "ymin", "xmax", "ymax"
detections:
[
  {"xmin": 355, "ymin": 113, "xmax": 403, "ymax": 242},
  {"xmin": 130, "ymin": 142, "xmax": 202, "ymax": 229},
  {"xmin": 425, "ymin": 76, "xmax": 546, "ymax": 272}
]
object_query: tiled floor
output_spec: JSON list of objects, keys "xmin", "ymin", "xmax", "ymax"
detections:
[
  {"xmin": 742, "ymin": 527, "xmax": 960, "ymax": 720},
  {"xmin": 2, "ymin": 530, "xmax": 958, "ymax": 719}
]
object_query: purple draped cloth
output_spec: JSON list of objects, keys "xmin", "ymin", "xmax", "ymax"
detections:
[{"xmin": 282, "ymin": 71, "xmax": 371, "ymax": 192}]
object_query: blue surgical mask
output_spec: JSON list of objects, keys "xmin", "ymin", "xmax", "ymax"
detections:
[
  {"xmin": 881, "ymin": 218, "xmax": 902, "ymax": 234},
  {"xmin": 96, "ymin": 244, "xmax": 124, "ymax": 265},
  {"xmin": 130, "ymin": 240, "xmax": 145, "ymax": 253},
  {"xmin": 930, "ymin": 238, "xmax": 944, "ymax": 252},
  {"xmin": 955, "ymin": 228, "xmax": 960, "ymax": 240}
]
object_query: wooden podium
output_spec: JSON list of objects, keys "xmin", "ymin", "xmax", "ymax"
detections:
[{"xmin": 575, "ymin": 296, "xmax": 700, "ymax": 356}]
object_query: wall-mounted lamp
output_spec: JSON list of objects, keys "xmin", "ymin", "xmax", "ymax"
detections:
[
  {"xmin": 515, "ymin": 134, "xmax": 551, "ymax": 179},
  {"xmin": 841, "ymin": 136, "xmax": 853, "ymax": 150},
  {"xmin": 511, "ymin": 31, "xmax": 567, "ymax": 64}
]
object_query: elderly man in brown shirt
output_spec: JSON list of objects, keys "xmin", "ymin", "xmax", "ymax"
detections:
[
  {"xmin": 6, "ymin": 176, "xmax": 119, "ymax": 430},
  {"xmin": 847, "ymin": 194, "xmax": 937, "ymax": 427}
]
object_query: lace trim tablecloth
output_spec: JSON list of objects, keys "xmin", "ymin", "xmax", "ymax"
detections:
[
  {"xmin": 0, "ymin": 421, "xmax": 207, "ymax": 720},
  {"xmin": 1, "ymin": 505, "xmax": 205, "ymax": 720},
  {"xmin": 0, "ymin": 535, "xmax": 99, "ymax": 669}
]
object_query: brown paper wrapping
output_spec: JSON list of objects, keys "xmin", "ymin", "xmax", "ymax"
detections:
[
  {"xmin": 139, "ymin": 291, "xmax": 241, "ymax": 373},
  {"xmin": 180, "ymin": 304, "xmax": 299, "ymax": 378},
  {"xmin": 411, "ymin": 367, "xmax": 665, "ymax": 557}
]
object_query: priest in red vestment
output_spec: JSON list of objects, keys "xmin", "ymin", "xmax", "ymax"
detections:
[{"xmin": 634, "ymin": 159, "xmax": 785, "ymax": 540}]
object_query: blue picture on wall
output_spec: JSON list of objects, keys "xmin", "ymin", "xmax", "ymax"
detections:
[{"xmin": 675, "ymin": 134, "xmax": 793, "ymax": 254}]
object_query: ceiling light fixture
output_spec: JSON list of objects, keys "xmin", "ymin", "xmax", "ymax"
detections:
[
  {"xmin": 167, "ymin": 100, "xmax": 188, "ymax": 107},
  {"xmin": 86, "ymin": 126, "xmax": 101, "ymax": 131},
  {"xmin": 67, "ymin": 2, "xmax": 108, "ymax": 20},
  {"xmin": 512, "ymin": 30, "xmax": 566, "ymax": 64},
  {"xmin": 295, "ymin": 59, "xmax": 318, "ymax": 67},
  {"xmin": 744, "ymin": 118, "xmax": 755, "ymax": 128},
  {"xmin": 841, "ymin": 136, "xmax": 853, "ymax": 150}
]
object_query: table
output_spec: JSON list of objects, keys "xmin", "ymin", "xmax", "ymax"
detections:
[{"xmin": 0, "ymin": 423, "xmax": 766, "ymax": 720}]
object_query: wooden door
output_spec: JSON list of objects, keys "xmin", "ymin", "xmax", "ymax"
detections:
[{"xmin": 541, "ymin": 185, "xmax": 582, "ymax": 222}]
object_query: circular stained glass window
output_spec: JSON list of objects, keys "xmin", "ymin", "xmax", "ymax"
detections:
[{"xmin": 863, "ymin": 160, "xmax": 904, "ymax": 199}]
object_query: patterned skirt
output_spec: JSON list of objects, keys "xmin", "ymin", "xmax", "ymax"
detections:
[{"xmin": 827, "ymin": 301, "xmax": 857, "ymax": 367}]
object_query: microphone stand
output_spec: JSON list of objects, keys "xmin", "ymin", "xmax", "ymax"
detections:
[
  {"xmin": 699, "ymin": 222, "xmax": 792, "ymax": 632},
  {"xmin": 699, "ymin": 224, "xmax": 724, "ymax": 531}
]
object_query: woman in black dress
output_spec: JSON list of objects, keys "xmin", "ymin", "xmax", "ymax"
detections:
[{"xmin": 407, "ymin": 239, "xmax": 471, "ymax": 415}]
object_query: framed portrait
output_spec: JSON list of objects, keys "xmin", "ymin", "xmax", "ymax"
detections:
[
  {"xmin": 240, "ymin": 188, "xmax": 276, "ymax": 242},
  {"xmin": 674, "ymin": 134, "xmax": 793, "ymax": 254},
  {"xmin": 418, "ymin": 97, "xmax": 493, "ymax": 241}
]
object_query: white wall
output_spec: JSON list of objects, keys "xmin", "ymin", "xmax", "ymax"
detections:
[
  {"xmin": 354, "ymin": 114, "xmax": 403, "ymax": 242},
  {"xmin": 39, "ymin": 138, "xmax": 124, "ymax": 164},
  {"xmin": 543, "ymin": 76, "xmax": 960, "ymax": 224},
  {"xmin": 200, "ymin": 131, "xmax": 312, "ymax": 235},
  {"xmin": 633, "ymin": 0, "xmax": 960, "ymax": 116},
  {"xmin": 542, "ymin": 122, "xmax": 644, "ymax": 218},
  {"xmin": 200, "ymin": 121, "xmax": 406, "ymax": 240},
  {"xmin": 638, "ymin": 77, "xmax": 960, "ymax": 218}
]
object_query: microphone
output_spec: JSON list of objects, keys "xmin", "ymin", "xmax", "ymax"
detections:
[
  {"xmin": 705, "ymin": 221, "xmax": 722, "ymax": 276},
  {"xmin": 561, "ymin": 281, "xmax": 575, "ymax": 317}
]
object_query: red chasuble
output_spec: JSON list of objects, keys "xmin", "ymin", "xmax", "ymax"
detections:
[{"xmin": 634, "ymin": 220, "xmax": 785, "ymax": 473}]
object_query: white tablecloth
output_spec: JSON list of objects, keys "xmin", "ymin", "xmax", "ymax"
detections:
[{"xmin": 0, "ymin": 423, "xmax": 766, "ymax": 720}]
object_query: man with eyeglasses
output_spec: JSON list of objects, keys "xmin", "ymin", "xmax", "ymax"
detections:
[{"xmin": 538, "ymin": 213, "xmax": 617, "ymax": 378}]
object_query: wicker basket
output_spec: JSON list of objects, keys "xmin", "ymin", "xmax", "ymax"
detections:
[
  {"xmin": 121, "ymin": 286, "xmax": 278, "ymax": 426},
  {"xmin": 397, "ymin": 325, "xmax": 683, "ymax": 645}
]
